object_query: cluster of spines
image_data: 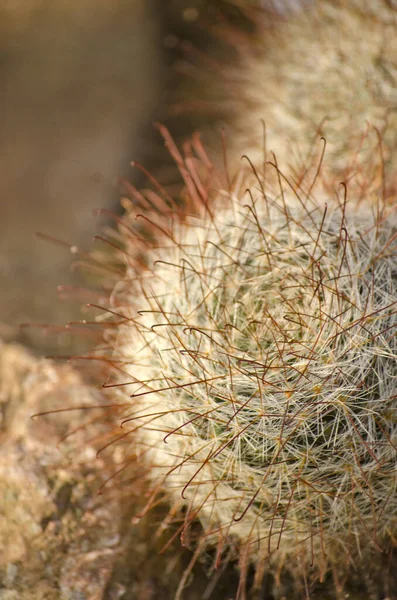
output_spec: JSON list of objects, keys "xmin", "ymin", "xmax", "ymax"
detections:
[{"xmin": 76, "ymin": 131, "xmax": 395, "ymax": 598}]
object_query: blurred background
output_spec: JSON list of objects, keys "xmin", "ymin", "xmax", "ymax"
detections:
[
  {"xmin": 0, "ymin": 0, "xmax": 160, "ymax": 351},
  {"xmin": 0, "ymin": 0, "xmax": 231, "ymax": 353}
]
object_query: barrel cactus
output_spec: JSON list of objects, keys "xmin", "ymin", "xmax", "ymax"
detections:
[{"xmin": 98, "ymin": 129, "xmax": 397, "ymax": 596}]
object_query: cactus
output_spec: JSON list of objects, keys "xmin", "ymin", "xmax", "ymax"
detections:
[
  {"xmin": 57, "ymin": 0, "xmax": 397, "ymax": 595},
  {"xmin": 203, "ymin": 1, "xmax": 397, "ymax": 198},
  {"xmin": 98, "ymin": 129, "xmax": 397, "ymax": 596}
]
